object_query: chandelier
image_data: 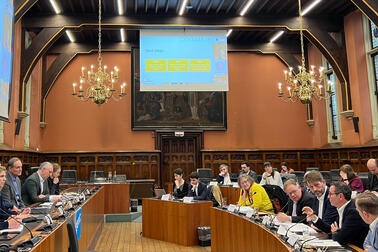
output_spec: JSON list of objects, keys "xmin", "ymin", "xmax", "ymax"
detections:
[
  {"xmin": 72, "ymin": 0, "xmax": 126, "ymax": 105},
  {"xmin": 277, "ymin": 0, "xmax": 333, "ymax": 104}
]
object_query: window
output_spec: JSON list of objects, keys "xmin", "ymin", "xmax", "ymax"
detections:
[
  {"xmin": 364, "ymin": 18, "xmax": 378, "ymax": 139},
  {"xmin": 323, "ymin": 60, "xmax": 342, "ymax": 143}
]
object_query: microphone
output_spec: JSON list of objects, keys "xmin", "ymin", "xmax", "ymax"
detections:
[
  {"xmin": 295, "ymin": 237, "xmax": 317, "ymax": 252},
  {"xmin": 0, "ymin": 207, "xmax": 42, "ymax": 249},
  {"xmin": 283, "ymin": 215, "xmax": 309, "ymax": 241},
  {"xmin": 278, "ymin": 200, "xmax": 290, "ymax": 213}
]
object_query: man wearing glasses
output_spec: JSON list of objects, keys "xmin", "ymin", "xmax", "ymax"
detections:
[{"xmin": 303, "ymin": 182, "xmax": 369, "ymax": 248}]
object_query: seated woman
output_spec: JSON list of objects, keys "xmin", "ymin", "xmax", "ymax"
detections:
[
  {"xmin": 238, "ymin": 174, "xmax": 274, "ymax": 213},
  {"xmin": 172, "ymin": 168, "xmax": 189, "ymax": 199},
  {"xmin": 260, "ymin": 162, "xmax": 284, "ymax": 189},
  {"xmin": 339, "ymin": 164, "xmax": 364, "ymax": 193},
  {"xmin": 0, "ymin": 166, "xmax": 20, "ymax": 230},
  {"xmin": 280, "ymin": 162, "xmax": 294, "ymax": 174}
]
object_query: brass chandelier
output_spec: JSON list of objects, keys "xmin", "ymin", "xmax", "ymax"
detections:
[
  {"xmin": 277, "ymin": 0, "xmax": 333, "ymax": 104},
  {"xmin": 72, "ymin": 0, "xmax": 126, "ymax": 105}
]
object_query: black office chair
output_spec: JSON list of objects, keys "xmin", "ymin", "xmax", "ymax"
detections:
[
  {"xmin": 229, "ymin": 173, "xmax": 239, "ymax": 182},
  {"xmin": 262, "ymin": 185, "xmax": 289, "ymax": 213},
  {"xmin": 291, "ymin": 171, "xmax": 305, "ymax": 185},
  {"xmin": 320, "ymin": 171, "xmax": 332, "ymax": 186},
  {"xmin": 61, "ymin": 170, "xmax": 78, "ymax": 184},
  {"xmin": 30, "ymin": 166, "xmax": 39, "ymax": 174},
  {"xmin": 306, "ymin": 167, "xmax": 319, "ymax": 172},
  {"xmin": 256, "ymin": 174, "xmax": 262, "ymax": 183},
  {"xmin": 197, "ymin": 168, "xmax": 213, "ymax": 185},
  {"xmin": 66, "ymin": 218, "xmax": 98, "ymax": 252},
  {"xmin": 358, "ymin": 172, "xmax": 369, "ymax": 189},
  {"xmin": 281, "ymin": 173, "xmax": 296, "ymax": 185},
  {"xmin": 330, "ymin": 169, "xmax": 340, "ymax": 182},
  {"xmin": 89, "ymin": 171, "xmax": 105, "ymax": 182}
]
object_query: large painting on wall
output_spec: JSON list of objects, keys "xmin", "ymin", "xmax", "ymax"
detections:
[{"xmin": 132, "ymin": 48, "xmax": 227, "ymax": 130}]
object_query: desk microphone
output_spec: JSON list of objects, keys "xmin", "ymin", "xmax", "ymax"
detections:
[
  {"xmin": 294, "ymin": 236, "xmax": 317, "ymax": 252},
  {"xmin": 283, "ymin": 215, "xmax": 309, "ymax": 241},
  {"xmin": 0, "ymin": 207, "xmax": 42, "ymax": 249}
]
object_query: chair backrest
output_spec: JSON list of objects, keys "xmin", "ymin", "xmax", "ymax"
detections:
[
  {"xmin": 89, "ymin": 171, "xmax": 105, "ymax": 182},
  {"xmin": 30, "ymin": 166, "xmax": 39, "ymax": 174},
  {"xmin": 61, "ymin": 170, "xmax": 78, "ymax": 184},
  {"xmin": 291, "ymin": 171, "xmax": 305, "ymax": 185},
  {"xmin": 209, "ymin": 185, "xmax": 223, "ymax": 207},
  {"xmin": 197, "ymin": 168, "xmax": 213, "ymax": 178},
  {"xmin": 256, "ymin": 174, "xmax": 262, "ymax": 183},
  {"xmin": 66, "ymin": 218, "xmax": 79, "ymax": 252},
  {"xmin": 229, "ymin": 173, "xmax": 239, "ymax": 182},
  {"xmin": 329, "ymin": 169, "xmax": 340, "ymax": 182},
  {"xmin": 358, "ymin": 172, "xmax": 369, "ymax": 189},
  {"xmin": 273, "ymin": 168, "xmax": 278, "ymax": 173},
  {"xmin": 281, "ymin": 173, "xmax": 297, "ymax": 185},
  {"xmin": 320, "ymin": 171, "xmax": 332, "ymax": 186},
  {"xmin": 306, "ymin": 167, "xmax": 319, "ymax": 171},
  {"xmin": 262, "ymin": 185, "xmax": 289, "ymax": 213}
]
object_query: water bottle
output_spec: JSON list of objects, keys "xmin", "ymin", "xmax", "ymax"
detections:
[{"xmin": 108, "ymin": 171, "xmax": 112, "ymax": 182}]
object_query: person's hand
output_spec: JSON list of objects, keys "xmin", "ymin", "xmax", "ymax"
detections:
[
  {"xmin": 302, "ymin": 206, "xmax": 317, "ymax": 222},
  {"xmin": 365, "ymin": 245, "xmax": 371, "ymax": 252},
  {"xmin": 53, "ymin": 177, "xmax": 59, "ymax": 184},
  {"xmin": 11, "ymin": 206, "xmax": 21, "ymax": 213},
  {"xmin": 263, "ymin": 172, "xmax": 268, "ymax": 179},
  {"xmin": 340, "ymin": 173, "xmax": 347, "ymax": 180},
  {"xmin": 276, "ymin": 212, "xmax": 291, "ymax": 222},
  {"xmin": 7, "ymin": 218, "xmax": 20, "ymax": 229},
  {"xmin": 52, "ymin": 195, "xmax": 63, "ymax": 202},
  {"xmin": 38, "ymin": 194, "xmax": 45, "ymax": 199},
  {"xmin": 191, "ymin": 183, "xmax": 197, "ymax": 191},
  {"xmin": 22, "ymin": 208, "xmax": 31, "ymax": 215},
  {"xmin": 331, "ymin": 222, "xmax": 339, "ymax": 233},
  {"xmin": 17, "ymin": 213, "xmax": 32, "ymax": 220}
]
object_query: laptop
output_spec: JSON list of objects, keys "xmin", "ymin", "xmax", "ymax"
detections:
[{"xmin": 154, "ymin": 189, "xmax": 166, "ymax": 199}]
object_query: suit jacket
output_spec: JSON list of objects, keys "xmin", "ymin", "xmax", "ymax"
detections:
[
  {"xmin": 21, "ymin": 172, "xmax": 50, "ymax": 205},
  {"xmin": 313, "ymin": 187, "xmax": 338, "ymax": 225},
  {"xmin": 367, "ymin": 173, "xmax": 378, "ymax": 192},
  {"xmin": 286, "ymin": 188, "xmax": 315, "ymax": 223},
  {"xmin": 364, "ymin": 220, "xmax": 378, "ymax": 252},
  {"xmin": 0, "ymin": 195, "xmax": 16, "ymax": 222},
  {"xmin": 1, "ymin": 172, "xmax": 25, "ymax": 208},
  {"xmin": 173, "ymin": 181, "xmax": 189, "ymax": 199},
  {"xmin": 47, "ymin": 177, "xmax": 60, "ymax": 195},
  {"xmin": 314, "ymin": 201, "xmax": 369, "ymax": 248},
  {"xmin": 188, "ymin": 182, "xmax": 208, "ymax": 200},
  {"xmin": 239, "ymin": 170, "xmax": 258, "ymax": 183}
]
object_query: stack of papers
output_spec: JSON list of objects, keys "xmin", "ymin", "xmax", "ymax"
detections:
[
  {"xmin": 304, "ymin": 239, "xmax": 341, "ymax": 248},
  {"xmin": 0, "ymin": 225, "xmax": 23, "ymax": 234}
]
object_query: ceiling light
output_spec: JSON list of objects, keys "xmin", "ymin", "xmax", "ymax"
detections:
[
  {"xmin": 270, "ymin": 31, "xmax": 284, "ymax": 43},
  {"xmin": 226, "ymin": 29, "xmax": 233, "ymax": 37},
  {"xmin": 301, "ymin": 0, "xmax": 322, "ymax": 16},
  {"xmin": 66, "ymin": 30, "xmax": 75, "ymax": 43},
  {"xmin": 117, "ymin": 0, "xmax": 124, "ymax": 15},
  {"xmin": 49, "ymin": 0, "xmax": 61, "ymax": 14},
  {"xmin": 240, "ymin": 0, "xmax": 255, "ymax": 16},
  {"xmin": 120, "ymin": 28, "xmax": 126, "ymax": 42},
  {"xmin": 179, "ymin": 0, "xmax": 189, "ymax": 15}
]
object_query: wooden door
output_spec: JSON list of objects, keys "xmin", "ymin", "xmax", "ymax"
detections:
[{"xmin": 156, "ymin": 132, "xmax": 203, "ymax": 190}]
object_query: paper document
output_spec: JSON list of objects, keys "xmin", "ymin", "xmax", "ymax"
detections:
[
  {"xmin": 304, "ymin": 239, "xmax": 341, "ymax": 248},
  {"xmin": 0, "ymin": 225, "xmax": 23, "ymax": 234}
]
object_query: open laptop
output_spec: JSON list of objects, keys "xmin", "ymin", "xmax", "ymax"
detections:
[{"xmin": 154, "ymin": 189, "xmax": 166, "ymax": 199}]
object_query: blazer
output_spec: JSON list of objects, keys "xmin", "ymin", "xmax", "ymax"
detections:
[
  {"xmin": 1, "ymin": 172, "xmax": 25, "ymax": 208},
  {"xmin": 239, "ymin": 170, "xmax": 258, "ymax": 183},
  {"xmin": 286, "ymin": 188, "xmax": 315, "ymax": 223},
  {"xmin": 238, "ymin": 182, "xmax": 274, "ymax": 213},
  {"xmin": 173, "ymin": 181, "xmax": 189, "ymax": 199},
  {"xmin": 367, "ymin": 173, "xmax": 378, "ymax": 192},
  {"xmin": 0, "ymin": 195, "xmax": 16, "ymax": 222},
  {"xmin": 188, "ymin": 182, "xmax": 208, "ymax": 200},
  {"xmin": 364, "ymin": 220, "xmax": 378, "ymax": 252},
  {"xmin": 312, "ymin": 187, "xmax": 338, "ymax": 225},
  {"xmin": 21, "ymin": 172, "xmax": 50, "ymax": 205},
  {"xmin": 314, "ymin": 201, "xmax": 369, "ymax": 248},
  {"xmin": 47, "ymin": 177, "xmax": 60, "ymax": 195}
]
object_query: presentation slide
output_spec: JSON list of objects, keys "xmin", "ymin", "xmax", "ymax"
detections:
[
  {"xmin": 0, "ymin": 0, "xmax": 13, "ymax": 121},
  {"xmin": 140, "ymin": 29, "xmax": 228, "ymax": 91}
]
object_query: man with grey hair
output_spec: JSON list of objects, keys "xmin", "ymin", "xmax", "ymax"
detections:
[
  {"xmin": 21, "ymin": 162, "xmax": 62, "ymax": 205},
  {"xmin": 1, "ymin": 157, "xmax": 26, "ymax": 209},
  {"xmin": 366, "ymin": 159, "xmax": 378, "ymax": 192},
  {"xmin": 216, "ymin": 164, "xmax": 232, "ymax": 185}
]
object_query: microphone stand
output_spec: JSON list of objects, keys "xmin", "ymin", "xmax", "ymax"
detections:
[
  {"xmin": 281, "ymin": 216, "xmax": 309, "ymax": 242},
  {"xmin": 0, "ymin": 208, "xmax": 42, "ymax": 249}
]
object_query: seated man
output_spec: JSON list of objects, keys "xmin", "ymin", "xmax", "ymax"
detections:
[
  {"xmin": 239, "ymin": 161, "xmax": 258, "ymax": 182},
  {"xmin": 47, "ymin": 163, "xmax": 61, "ymax": 195},
  {"xmin": 21, "ymin": 162, "xmax": 62, "ymax": 205},
  {"xmin": 303, "ymin": 182, "xmax": 369, "ymax": 248},
  {"xmin": 276, "ymin": 178, "xmax": 314, "ymax": 223},
  {"xmin": 0, "ymin": 166, "xmax": 20, "ymax": 230},
  {"xmin": 187, "ymin": 172, "xmax": 208, "ymax": 200},
  {"xmin": 366, "ymin": 159, "xmax": 378, "ymax": 192},
  {"xmin": 216, "ymin": 164, "xmax": 232, "ymax": 185},
  {"xmin": 304, "ymin": 171, "xmax": 338, "ymax": 225},
  {"xmin": 355, "ymin": 192, "xmax": 378, "ymax": 252}
]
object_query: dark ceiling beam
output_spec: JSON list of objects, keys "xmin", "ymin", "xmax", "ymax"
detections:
[
  {"xmin": 15, "ymin": 0, "xmax": 39, "ymax": 22},
  {"xmin": 41, "ymin": 42, "xmax": 132, "ymax": 122},
  {"xmin": 349, "ymin": 0, "xmax": 378, "ymax": 25}
]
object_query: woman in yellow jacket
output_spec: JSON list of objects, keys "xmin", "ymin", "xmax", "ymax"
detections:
[{"xmin": 237, "ymin": 174, "xmax": 274, "ymax": 213}]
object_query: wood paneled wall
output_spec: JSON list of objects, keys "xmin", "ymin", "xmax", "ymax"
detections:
[{"xmin": 202, "ymin": 146, "xmax": 378, "ymax": 175}]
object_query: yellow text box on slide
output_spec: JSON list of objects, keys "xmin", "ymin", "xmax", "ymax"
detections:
[
  {"xmin": 190, "ymin": 60, "xmax": 210, "ymax": 72},
  {"xmin": 168, "ymin": 59, "xmax": 188, "ymax": 72},
  {"xmin": 145, "ymin": 59, "xmax": 166, "ymax": 72}
]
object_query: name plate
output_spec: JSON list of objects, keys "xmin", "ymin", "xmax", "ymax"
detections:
[
  {"xmin": 183, "ymin": 197, "xmax": 194, "ymax": 203},
  {"xmin": 277, "ymin": 225, "xmax": 287, "ymax": 236},
  {"xmin": 227, "ymin": 204, "xmax": 237, "ymax": 212},
  {"xmin": 161, "ymin": 194, "xmax": 171, "ymax": 201},
  {"xmin": 246, "ymin": 212, "xmax": 253, "ymax": 218},
  {"xmin": 262, "ymin": 215, "xmax": 271, "ymax": 225},
  {"xmin": 287, "ymin": 234, "xmax": 299, "ymax": 246}
]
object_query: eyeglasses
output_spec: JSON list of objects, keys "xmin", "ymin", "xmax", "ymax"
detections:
[
  {"xmin": 328, "ymin": 192, "xmax": 340, "ymax": 196},
  {"xmin": 287, "ymin": 189, "xmax": 299, "ymax": 196}
]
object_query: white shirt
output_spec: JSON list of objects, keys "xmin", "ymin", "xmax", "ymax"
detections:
[
  {"xmin": 317, "ymin": 186, "xmax": 327, "ymax": 219},
  {"xmin": 37, "ymin": 172, "xmax": 45, "ymax": 194},
  {"xmin": 370, "ymin": 217, "xmax": 378, "ymax": 232},
  {"xmin": 259, "ymin": 171, "xmax": 283, "ymax": 189},
  {"xmin": 337, "ymin": 200, "xmax": 351, "ymax": 229},
  {"xmin": 223, "ymin": 174, "xmax": 232, "ymax": 185}
]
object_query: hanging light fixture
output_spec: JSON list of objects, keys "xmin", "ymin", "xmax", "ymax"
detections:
[
  {"xmin": 277, "ymin": 0, "xmax": 333, "ymax": 104},
  {"xmin": 72, "ymin": 0, "xmax": 126, "ymax": 105}
]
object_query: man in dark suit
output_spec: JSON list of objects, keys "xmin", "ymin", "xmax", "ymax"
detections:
[
  {"xmin": 239, "ymin": 161, "xmax": 258, "ymax": 182},
  {"xmin": 304, "ymin": 171, "xmax": 338, "ymax": 225},
  {"xmin": 276, "ymin": 178, "xmax": 314, "ymax": 223},
  {"xmin": 188, "ymin": 172, "xmax": 208, "ymax": 200},
  {"xmin": 303, "ymin": 182, "xmax": 369, "ymax": 248},
  {"xmin": 355, "ymin": 192, "xmax": 378, "ymax": 251},
  {"xmin": 21, "ymin": 162, "xmax": 62, "ymax": 205},
  {"xmin": 1, "ymin": 157, "xmax": 26, "ymax": 209},
  {"xmin": 366, "ymin": 159, "xmax": 378, "ymax": 192}
]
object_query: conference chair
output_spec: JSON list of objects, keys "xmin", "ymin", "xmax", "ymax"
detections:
[
  {"xmin": 262, "ymin": 184, "xmax": 289, "ymax": 213},
  {"xmin": 273, "ymin": 168, "xmax": 278, "ymax": 173},
  {"xmin": 197, "ymin": 168, "xmax": 213, "ymax": 185},
  {"xmin": 256, "ymin": 174, "xmax": 262, "ymax": 183},
  {"xmin": 229, "ymin": 173, "xmax": 239, "ymax": 182},
  {"xmin": 330, "ymin": 169, "xmax": 340, "ymax": 182},
  {"xmin": 89, "ymin": 171, "xmax": 105, "ymax": 183},
  {"xmin": 207, "ymin": 185, "xmax": 223, "ymax": 207},
  {"xmin": 306, "ymin": 167, "xmax": 319, "ymax": 172},
  {"xmin": 358, "ymin": 172, "xmax": 369, "ymax": 190},
  {"xmin": 61, "ymin": 170, "xmax": 78, "ymax": 184},
  {"xmin": 30, "ymin": 166, "xmax": 39, "ymax": 174},
  {"xmin": 320, "ymin": 171, "xmax": 332, "ymax": 186},
  {"xmin": 281, "ymin": 173, "xmax": 296, "ymax": 185},
  {"xmin": 291, "ymin": 171, "xmax": 305, "ymax": 185},
  {"xmin": 66, "ymin": 218, "xmax": 98, "ymax": 252}
]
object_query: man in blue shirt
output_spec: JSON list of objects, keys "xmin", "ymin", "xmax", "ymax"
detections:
[{"xmin": 355, "ymin": 192, "xmax": 378, "ymax": 252}]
